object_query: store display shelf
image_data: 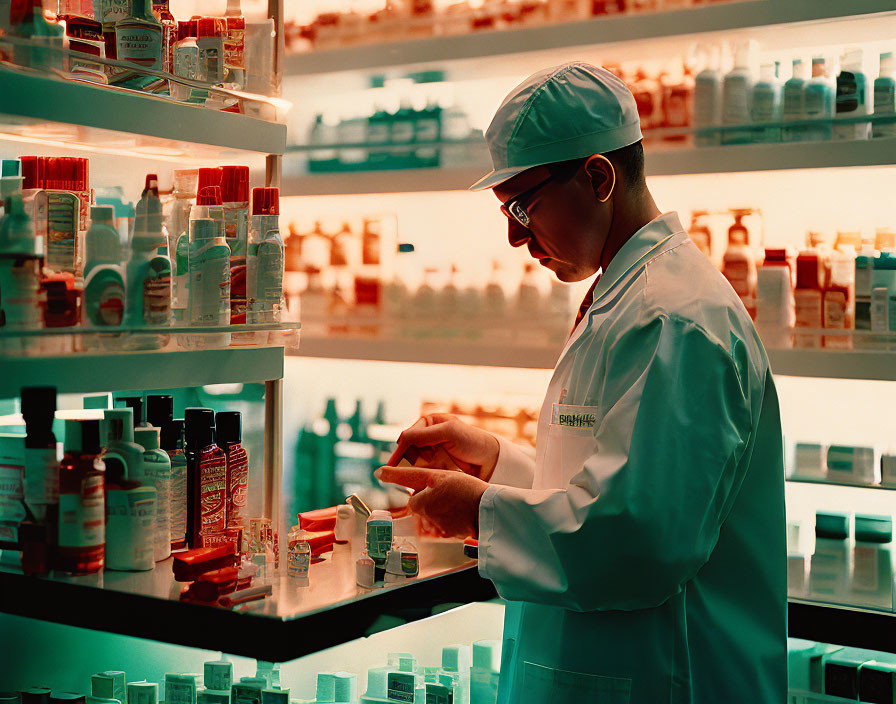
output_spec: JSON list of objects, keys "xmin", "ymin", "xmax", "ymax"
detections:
[
  {"xmin": 786, "ymin": 476, "xmax": 896, "ymax": 491},
  {"xmin": 0, "ymin": 540, "xmax": 496, "ymax": 661},
  {"xmin": 789, "ymin": 599, "xmax": 896, "ymax": 653},
  {"xmin": 281, "ymin": 137, "xmax": 896, "ymax": 195},
  {"xmin": 293, "ymin": 334, "xmax": 563, "ymax": 369},
  {"xmin": 0, "ymin": 66, "xmax": 287, "ymax": 159},
  {"xmin": 0, "ymin": 346, "xmax": 286, "ymax": 397},
  {"xmin": 285, "ymin": 0, "xmax": 896, "ymax": 75},
  {"xmin": 768, "ymin": 348, "xmax": 896, "ymax": 382}
]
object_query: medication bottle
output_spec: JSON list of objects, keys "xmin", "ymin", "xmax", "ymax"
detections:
[
  {"xmin": 834, "ymin": 48, "xmax": 871, "ymax": 141},
  {"xmin": 851, "ymin": 514, "xmax": 893, "ymax": 610},
  {"xmin": 366, "ymin": 510, "xmax": 393, "ymax": 567},
  {"xmin": 694, "ymin": 44, "xmax": 722, "ymax": 147},
  {"xmin": 823, "ymin": 246, "xmax": 856, "ymax": 349},
  {"xmin": 755, "ymin": 248, "xmax": 794, "ymax": 349},
  {"xmin": 874, "ymin": 52, "xmax": 896, "ymax": 139},
  {"xmin": 721, "ymin": 41, "xmax": 756, "ymax": 145},
  {"xmin": 247, "ymin": 187, "xmax": 284, "ymax": 325},
  {"xmin": 220, "ymin": 166, "xmax": 250, "ymax": 261},
  {"xmin": 104, "ymin": 455, "xmax": 155, "ymax": 571},
  {"xmin": 399, "ymin": 538, "xmax": 419, "ymax": 577},
  {"xmin": 722, "ymin": 211, "xmax": 756, "ymax": 318},
  {"xmin": 0, "ymin": 195, "xmax": 42, "ymax": 352},
  {"xmin": 782, "ymin": 58, "xmax": 808, "ymax": 142},
  {"xmin": 287, "ymin": 525, "xmax": 311, "ymax": 582},
  {"xmin": 794, "ymin": 252, "xmax": 823, "ymax": 348},
  {"xmin": 216, "ymin": 411, "xmax": 248, "ymax": 528},
  {"xmin": 161, "ymin": 419, "xmax": 187, "ymax": 550},
  {"xmin": 134, "ymin": 427, "xmax": 172, "ymax": 561},
  {"xmin": 356, "ymin": 550, "xmax": 375, "ymax": 588},
  {"xmin": 854, "ymin": 251, "xmax": 874, "ymax": 347},
  {"xmin": 57, "ymin": 419, "xmax": 105, "ymax": 574},
  {"xmin": 750, "ymin": 62, "xmax": 781, "ymax": 143},
  {"xmin": 188, "ymin": 210, "xmax": 231, "ymax": 348},
  {"xmin": 803, "ymin": 57, "xmax": 835, "ymax": 142},
  {"xmin": 196, "ymin": 419, "xmax": 227, "ymax": 541}
]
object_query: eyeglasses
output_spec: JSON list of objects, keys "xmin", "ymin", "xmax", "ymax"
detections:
[{"xmin": 500, "ymin": 175, "xmax": 552, "ymax": 228}]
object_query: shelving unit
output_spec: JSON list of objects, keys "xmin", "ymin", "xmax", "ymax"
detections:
[
  {"xmin": 285, "ymin": 0, "xmax": 896, "ymax": 75},
  {"xmin": 282, "ymin": 137, "xmax": 896, "ymax": 195}
]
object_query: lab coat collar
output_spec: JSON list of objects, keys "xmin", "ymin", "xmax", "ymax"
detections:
[{"xmin": 591, "ymin": 211, "xmax": 685, "ymax": 305}]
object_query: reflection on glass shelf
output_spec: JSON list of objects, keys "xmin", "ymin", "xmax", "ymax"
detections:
[
  {"xmin": 0, "ymin": 322, "xmax": 301, "ymax": 356},
  {"xmin": 787, "ymin": 475, "xmax": 896, "ymax": 491}
]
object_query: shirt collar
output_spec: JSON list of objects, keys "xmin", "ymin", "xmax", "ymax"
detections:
[{"xmin": 591, "ymin": 211, "xmax": 685, "ymax": 304}]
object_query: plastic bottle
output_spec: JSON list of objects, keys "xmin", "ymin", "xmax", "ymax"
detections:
[
  {"xmin": 83, "ymin": 264, "xmax": 125, "ymax": 334},
  {"xmin": 823, "ymin": 246, "xmax": 856, "ymax": 349},
  {"xmin": 873, "ymin": 52, "xmax": 896, "ymax": 139},
  {"xmin": 835, "ymin": 49, "xmax": 871, "ymax": 141},
  {"xmin": 687, "ymin": 210, "xmax": 712, "ymax": 259},
  {"xmin": 150, "ymin": 0, "xmax": 176, "ymax": 73},
  {"xmin": 196, "ymin": 17, "xmax": 225, "ymax": 84},
  {"xmin": 0, "ymin": 194, "xmax": 42, "ymax": 349},
  {"xmin": 803, "ymin": 57, "xmax": 835, "ymax": 142},
  {"xmin": 223, "ymin": 0, "xmax": 246, "ymax": 87},
  {"xmin": 160, "ymin": 419, "xmax": 187, "ymax": 550},
  {"xmin": 721, "ymin": 41, "xmax": 756, "ymax": 145},
  {"xmin": 170, "ymin": 20, "xmax": 201, "ymax": 102},
  {"xmin": 246, "ymin": 187, "xmax": 284, "ymax": 325},
  {"xmin": 115, "ymin": 0, "xmax": 163, "ymax": 72},
  {"xmin": 751, "ymin": 62, "xmax": 781, "ymax": 143},
  {"xmin": 366, "ymin": 509, "xmax": 393, "ymax": 568},
  {"xmin": 21, "ymin": 386, "xmax": 58, "ymax": 527},
  {"xmin": 287, "ymin": 525, "xmax": 311, "ymax": 582},
  {"xmin": 103, "ymin": 408, "xmax": 145, "ymax": 497},
  {"xmin": 694, "ymin": 44, "xmax": 722, "ymax": 147},
  {"xmin": 220, "ymin": 165, "xmax": 250, "ymax": 262},
  {"xmin": 84, "ymin": 206, "xmax": 121, "ymax": 279},
  {"xmin": 127, "ymin": 175, "xmax": 172, "ymax": 349},
  {"xmin": 854, "ymin": 249, "xmax": 875, "ymax": 347},
  {"xmin": 755, "ymin": 248, "xmax": 794, "ymax": 349},
  {"xmin": 782, "ymin": 59, "xmax": 808, "ymax": 142},
  {"xmin": 57, "ymin": 419, "xmax": 105, "ymax": 574},
  {"xmin": 104, "ymin": 455, "xmax": 155, "ymax": 571},
  {"xmin": 188, "ymin": 207, "xmax": 231, "ymax": 348},
  {"xmin": 722, "ymin": 210, "xmax": 756, "ymax": 318},
  {"xmin": 794, "ymin": 252, "xmax": 824, "ymax": 349},
  {"xmin": 195, "ymin": 417, "xmax": 227, "ymax": 545},
  {"xmin": 382, "ymin": 243, "xmax": 416, "ymax": 333},
  {"xmin": 871, "ymin": 253, "xmax": 896, "ymax": 348},
  {"xmin": 134, "ymin": 427, "xmax": 171, "ymax": 561},
  {"xmin": 216, "ymin": 411, "xmax": 248, "ymax": 529}
]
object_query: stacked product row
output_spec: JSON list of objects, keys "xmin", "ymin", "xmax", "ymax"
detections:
[
  {"xmin": 788, "ymin": 638, "xmax": 896, "ymax": 703},
  {"xmin": 288, "ymin": 0, "xmax": 734, "ymax": 53},
  {"xmin": 1, "ymin": 387, "xmax": 251, "ymax": 576},
  {"xmin": 788, "ymin": 441, "xmax": 896, "ymax": 489},
  {"xmin": 2, "ymin": 640, "xmax": 501, "ymax": 704},
  {"xmin": 0, "ymin": 158, "xmax": 285, "ymax": 353},
  {"xmin": 788, "ymin": 512, "xmax": 895, "ymax": 612},
  {"xmin": 1, "ymin": 0, "xmax": 277, "ymax": 107}
]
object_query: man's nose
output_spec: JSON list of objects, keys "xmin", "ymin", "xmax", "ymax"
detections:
[{"xmin": 507, "ymin": 220, "xmax": 530, "ymax": 248}]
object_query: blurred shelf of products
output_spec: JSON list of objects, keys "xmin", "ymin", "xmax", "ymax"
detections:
[{"xmin": 0, "ymin": 0, "xmax": 286, "ymax": 122}]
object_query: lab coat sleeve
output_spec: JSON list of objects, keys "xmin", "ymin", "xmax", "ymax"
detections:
[
  {"xmin": 478, "ymin": 314, "xmax": 754, "ymax": 612},
  {"xmin": 488, "ymin": 434, "xmax": 536, "ymax": 489}
]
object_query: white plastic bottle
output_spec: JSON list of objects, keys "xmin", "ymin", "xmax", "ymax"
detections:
[
  {"xmin": 804, "ymin": 57, "xmax": 836, "ymax": 142},
  {"xmin": 188, "ymin": 212, "xmax": 231, "ymax": 349},
  {"xmin": 134, "ymin": 427, "xmax": 171, "ymax": 562},
  {"xmin": 835, "ymin": 48, "xmax": 871, "ymax": 141},
  {"xmin": 782, "ymin": 58, "xmax": 808, "ymax": 142},
  {"xmin": 755, "ymin": 248, "xmax": 794, "ymax": 349},
  {"xmin": 873, "ymin": 51, "xmax": 896, "ymax": 139},
  {"xmin": 246, "ymin": 187, "xmax": 284, "ymax": 325},
  {"xmin": 721, "ymin": 41, "xmax": 756, "ymax": 145},
  {"xmin": 750, "ymin": 62, "xmax": 781, "ymax": 143},
  {"xmin": 694, "ymin": 44, "xmax": 723, "ymax": 147}
]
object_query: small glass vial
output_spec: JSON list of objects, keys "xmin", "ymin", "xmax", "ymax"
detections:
[
  {"xmin": 356, "ymin": 550, "xmax": 375, "ymax": 589},
  {"xmin": 287, "ymin": 526, "xmax": 310, "ymax": 583},
  {"xmin": 384, "ymin": 548, "xmax": 404, "ymax": 584},
  {"xmin": 399, "ymin": 539, "xmax": 419, "ymax": 578}
]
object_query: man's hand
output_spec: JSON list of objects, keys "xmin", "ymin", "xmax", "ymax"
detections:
[
  {"xmin": 375, "ymin": 466, "xmax": 489, "ymax": 539},
  {"xmin": 387, "ymin": 414, "xmax": 501, "ymax": 482}
]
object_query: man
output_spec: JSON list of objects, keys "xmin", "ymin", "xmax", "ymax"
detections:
[{"xmin": 376, "ymin": 62, "xmax": 786, "ymax": 703}]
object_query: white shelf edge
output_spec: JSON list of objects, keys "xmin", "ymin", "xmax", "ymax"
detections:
[
  {"xmin": 0, "ymin": 347, "xmax": 285, "ymax": 397},
  {"xmin": 293, "ymin": 336, "xmax": 562, "ymax": 368},
  {"xmin": 768, "ymin": 348, "xmax": 896, "ymax": 382},
  {"xmin": 0, "ymin": 67, "xmax": 287, "ymax": 156},
  {"xmin": 284, "ymin": 0, "xmax": 896, "ymax": 75},
  {"xmin": 280, "ymin": 138, "xmax": 896, "ymax": 195}
]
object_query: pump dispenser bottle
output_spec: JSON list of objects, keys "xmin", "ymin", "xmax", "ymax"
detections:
[
  {"xmin": 188, "ymin": 186, "xmax": 231, "ymax": 347},
  {"xmin": 57, "ymin": 419, "xmax": 105, "ymax": 574},
  {"xmin": 134, "ymin": 427, "xmax": 172, "ymax": 560}
]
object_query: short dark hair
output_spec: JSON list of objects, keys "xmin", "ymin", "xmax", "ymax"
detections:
[{"xmin": 546, "ymin": 140, "xmax": 645, "ymax": 189}]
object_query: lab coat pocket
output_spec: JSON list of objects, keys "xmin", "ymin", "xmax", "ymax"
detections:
[
  {"xmin": 521, "ymin": 661, "xmax": 631, "ymax": 704},
  {"xmin": 542, "ymin": 404, "xmax": 599, "ymax": 489}
]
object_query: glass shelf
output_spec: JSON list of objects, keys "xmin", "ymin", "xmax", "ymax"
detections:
[
  {"xmin": 786, "ymin": 476, "xmax": 896, "ymax": 491},
  {"xmin": 0, "ymin": 538, "xmax": 492, "ymax": 661}
]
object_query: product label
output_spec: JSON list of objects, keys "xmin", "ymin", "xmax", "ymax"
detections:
[
  {"xmin": 227, "ymin": 448, "xmax": 248, "ymax": 526},
  {"xmin": 96, "ymin": 280, "xmax": 125, "ymax": 326},
  {"xmin": 190, "ymin": 245, "xmax": 231, "ymax": 326},
  {"xmin": 287, "ymin": 543, "xmax": 309, "ymax": 578},
  {"xmin": 853, "ymin": 546, "xmax": 880, "ymax": 593},
  {"xmin": 106, "ymin": 488, "xmax": 154, "ymax": 569},
  {"xmin": 24, "ymin": 447, "xmax": 59, "ymax": 513},
  {"xmin": 223, "ymin": 205, "xmax": 249, "ymax": 257},
  {"xmin": 116, "ymin": 20, "xmax": 163, "ymax": 71},
  {"xmin": 401, "ymin": 550, "xmax": 419, "ymax": 576},
  {"xmin": 258, "ymin": 241, "xmax": 284, "ymax": 305},
  {"xmin": 174, "ymin": 44, "xmax": 200, "ymax": 82},
  {"xmin": 58, "ymin": 475, "xmax": 105, "ymax": 548},
  {"xmin": 0, "ymin": 461, "xmax": 25, "ymax": 526},
  {"xmin": 0, "ymin": 258, "xmax": 42, "ymax": 330},
  {"xmin": 200, "ymin": 453, "xmax": 227, "ymax": 533},
  {"xmin": 95, "ymin": 0, "xmax": 131, "ymax": 24},
  {"xmin": 756, "ymin": 270, "xmax": 788, "ymax": 326},
  {"xmin": 46, "ymin": 192, "xmax": 79, "ymax": 274},
  {"xmin": 367, "ymin": 523, "xmax": 392, "ymax": 563},
  {"xmin": 425, "ymin": 684, "xmax": 453, "ymax": 704},
  {"xmin": 387, "ymin": 673, "xmax": 416, "ymax": 702},
  {"xmin": 144, "ymin": 451, "xmax": 171, "ymax": 550},
  {"xmin": 143, "ymin": 258, "xmax": 172, "ymax": 325}
]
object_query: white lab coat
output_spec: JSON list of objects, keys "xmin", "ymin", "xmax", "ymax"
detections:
[{"xmin": 478, "ymin": 212, "xmax": 787, "ymax": 704}]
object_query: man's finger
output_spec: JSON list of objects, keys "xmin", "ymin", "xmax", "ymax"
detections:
[
  {"xmin": 387, "ymin": 422, "xmax": 455, "ymax": 466},
  {"xmin": 375, "ymin": 465, "xmax": 437, "ymax": 491}
]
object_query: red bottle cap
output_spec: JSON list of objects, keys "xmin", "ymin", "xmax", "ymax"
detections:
[
  {"xmin": 20, "ymin": 156, "xmax": 40, "ymax": 189},
  {"xmin": 144, "ymin": 173, "xmax": 159, "ymax": 195},
  {"xmin": 796, "ymin": 253, "xmax": 821, "ymax": 289},
  {"xmin": 764, "ymin": 248, "xmax": 788, "ymax": 263},
  {"xmin": 196, "ymin": 185, "xmax": 222, "ymax": 206},
  {"xmin": 177, "ymin": 20, "xmax": 195, "ymax": 41},
  {"xmin": 197, "ymin": 166, "xmax": 222, "ymax": 192},
  {"xmin": 251, "ymin": 187, "xmax": 279, "ymax": 216},
  {"xmin": 220, "ymin": 165, "xmax": 249, "ymax": 203},
  {"xmin": 197, "ymin": 17, "xmax": 218, "ymax": 38},
  {"xmin": 75, "ymin": 158, "xmax": 89, "ymax": 191}
]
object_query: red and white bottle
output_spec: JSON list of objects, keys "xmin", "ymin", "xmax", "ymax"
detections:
[{"xmin": 215, "ymin": 410, "xmax": 248, "ymax": 529}]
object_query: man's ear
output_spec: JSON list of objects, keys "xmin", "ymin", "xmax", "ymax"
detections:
[{"xmin": 584, "ymin": 154, "xmax": 616, "ymax": 203}]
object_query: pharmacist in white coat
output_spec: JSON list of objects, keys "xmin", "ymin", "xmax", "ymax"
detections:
[{"xmin": 376, "ymin": 63, "xmax": 787, "ymax": 704}]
